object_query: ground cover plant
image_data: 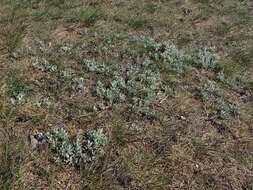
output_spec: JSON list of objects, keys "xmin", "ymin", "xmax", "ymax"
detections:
[{"xmin": 0, "ymin": 0, "xmax": 252, "ymax": 189}]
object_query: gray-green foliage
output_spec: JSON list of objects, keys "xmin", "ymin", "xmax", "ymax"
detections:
[
  {"xmin": 32, "ymin": 58, "xmax": 58, "ymax": 73},
  {"xmin": 217, "ymin": 70, "xmax": 249, "ymax": 93},
  {"xmin": 7, "ymin": 76, "xmax": 33, "ymax": 104},
  {"xmin": 129, "ymin": 37, "xmax": 190, "ymax": 74},
  {"xmin": 83, "ymin": 128, "xmax": 108, "ymax": 161},
  {"xmin": 84, "ymin": 57, "xmax": 165, "ymax": 113},
  {"xmin": 217, "ymin": 71, "xmax": 234, "ymax": 86},
  {"xmin": 83, "ymin": 59, "xmax": 116, "ymax": 76},
  {"xmin": 198, "ymin": 82, "xmax": 239, "ymax": 119},
  {"xmin": 82, "ymin": 36, "xmax": 221, "ymax": 117},
  {"xmin": 216, "ymin": 71, "xmax": 241, "ymax": 92},
  {"xmin": 129, "ymin": 37, "xmax": 220, "ymax": 72},
  {"xmin": 190, "ymin": 47, "xmax": 219, "ymax": 69},
  {"xmin": 34, "ymin": 97, "xmax": 51, "ymax": 108},
  {"xmin": 37, "ymin": 128, "xmax": 108, "ymax": 166},
  {"xmin": 199, "ymin": 82, "xmax": 222, "ymax": 101},
  {"xmin": 72, "ymin": 77, "xmax": 86, "ymax": 91}
]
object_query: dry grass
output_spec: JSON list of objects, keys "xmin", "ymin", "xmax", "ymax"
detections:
[{"xmin": 0, "ymin": 0, "xmax": 252, "ymax": 189}]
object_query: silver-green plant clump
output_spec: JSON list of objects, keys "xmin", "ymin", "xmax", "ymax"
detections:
[
  {"xmin": 83, "ymin": 57, "xmax": 165, "ymax": 116},
  {"xmin": 36, "ymin": 128, "xmax": 108, "ymax": 166},
  {"xmin": 82, "ymin": 36, "xmax": 221, "ymax": 118},
  {"xmin": 190, "ymin": 46, "xmax": 219, "ymax": 69},
  {"xmin": 129, "ymin": 36, "xmax": 190, "ymax": 74},
  {"xmin": 129, "ymin": 37, "xmax": 220, "ymax": 72},
  {"xmin": 198, "ymin": 82, "xmax": 240, "ymax": 119}
]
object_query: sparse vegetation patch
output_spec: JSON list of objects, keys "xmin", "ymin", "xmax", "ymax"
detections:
[
  {"xmin": 36, "ymin": 128, "xmax": 108, "ymax": 166},
  {"xmin": 0, "ymin": 0, "xmax": 252, "ymax": 189}
]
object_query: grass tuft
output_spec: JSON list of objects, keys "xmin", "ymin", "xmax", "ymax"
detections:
[
  {"xmin": 75, "ymin": 6, "xmax": 102, "ymax": 27},
  {"xmin": 0, "ymin": 130, "xmax": 27, "ymax": 190}
]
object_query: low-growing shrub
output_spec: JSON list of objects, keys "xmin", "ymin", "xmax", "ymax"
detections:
[
  {"xmin": 83, "ymin": 57, "xmax": 165, "ymax": 115},
  {"xmin": 129, "ymin": 37, "xmax": 220, "ymax": 72},
  {"xmin": 189, "ymin": 47, "xmax": 219, "ymax": 69},
  {"xmin": 36, "ymin": 128, "xmax": 108, "ymax": 166},
  {"xmin": 198, "ymin": 82, "xmax": 240, "ymax": 119}
]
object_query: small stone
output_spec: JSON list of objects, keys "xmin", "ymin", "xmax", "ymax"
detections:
[{"xmin": 29, "ymin": 135, "xmax": 39, "ymax": 149}]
